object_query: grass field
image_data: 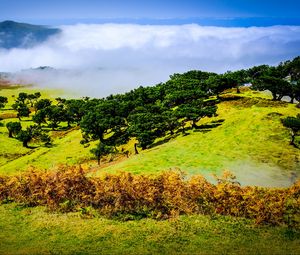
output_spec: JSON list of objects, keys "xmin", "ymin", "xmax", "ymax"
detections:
[{"xmin": 0, "ymin": 203, "xmax": 299, "ymax": 255}]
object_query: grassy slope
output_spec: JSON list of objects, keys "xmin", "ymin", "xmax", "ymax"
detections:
[
  {"xmin": 0, "ymin": 203, "xmax": 299, "ymax": 255},
  {"xmin": 1, "ymin": 87, "xmax": 300, "ymax": 187},
  {"xmin": 95, "ymin": 91, "xmax": 300, "ymax": 187},
  {"xmin": 0, "ymin": 86, "xmax": 96, "ymax": 174}
]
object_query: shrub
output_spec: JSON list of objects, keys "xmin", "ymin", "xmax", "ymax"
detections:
[{"xmin": 0, "ymin": 166, "xmax": 299, "ymax": 227}]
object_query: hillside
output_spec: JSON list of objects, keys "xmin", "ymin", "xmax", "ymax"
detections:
[
  {"xmin": 0, "ymin": 20, "xmax": 60, "ymax": 49},
  {"xmin": 0, "ymin": 84, "xmax": 300, "ymax": 255},
  {"xmin": 0, "ymin": 86, "xmax": 299, "ymax": 187}
]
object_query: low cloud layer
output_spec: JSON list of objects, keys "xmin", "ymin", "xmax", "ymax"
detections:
[{"xmin": 1, "ymin": 24, "xmax": 300, "ymax": 97}]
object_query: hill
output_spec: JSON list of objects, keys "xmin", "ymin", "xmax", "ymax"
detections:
[
  {"xmin": 0, "ymin": 20, "xmax": 60, "ymax": 49},
  {"xmin": 0, "ymin": 84, "xmax": 299, "ymax": 254},
  {"xmin": 0, "ymin": 86, "xmax": 299, "ymax": 187}
]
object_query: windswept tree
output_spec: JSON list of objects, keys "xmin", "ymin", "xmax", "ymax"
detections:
[
  {"xmin": 6, "ymin": 121, "xmax": 22, "ymax": 138},
  {"xmin": 34, "ymin": 98, "xmax": 52, "ymax": 111},
  {"xmin": 16, "ymin": 92, "xmax": 28, "ymax": 104},
  {"xmin": 175, "ymin": 99, "xmax": 217, "ymax": 132},
  {"xmin": 45, "ymin": 105, "xmax": 67, "ymax": 130},
  {"xmin": 32, "ymin": 109, "xmax": 47, "ymax": 126},
  {"xmin": 127, "ymin": 110, "xmax": 165, "ymax": 151},
  {"xmin": 27, "ymin": 92, "xmax": 41, "ymax": 107},
  {"xmin": 90, "ymin": 142, "xmax": 114, "ymax": 165},
  {"xmin": 12, "ymin": 102, "xmax": 30, "ymax": 120},
  {"xmin": 252, "ymin": 76, "xmax": 291, "ymax": 101},
  {"xmin": 17, "ymin": 125, "xmax": 51, "ymax": 148},
  {"xmin": 282, "ymin": 114, "xmax": 300, "ymax": 148},
  {"xmin": 64, "ymin": 99, "xmax": 86, "ymax": 126},
  {"xmin": 205, "ymin": 73, "xmax": 241, "ymax": 97},
  {"xmin": 80, "ymin": 100, "xmax": 127, "ymax": 143},
  {"xmin": 0, "ymin": 96, "xmax": 8, "ymax": 108},
  {"xmin": 287, "ymin": 81, "xmax": 300, "ymax": 104}
]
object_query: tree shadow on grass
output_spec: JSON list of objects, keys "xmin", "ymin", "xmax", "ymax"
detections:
[
  {"xmin": 150, "ymin": 119, "xmax": 225, "ymax": 149},
  {"xmin": 149, "ymin": 133, "xmax": 180, "ymax": 149}
]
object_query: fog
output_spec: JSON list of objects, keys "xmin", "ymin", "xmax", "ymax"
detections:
[{"xmin": 1, "ymin": 23, "xmax": 300, "ymax": 97}]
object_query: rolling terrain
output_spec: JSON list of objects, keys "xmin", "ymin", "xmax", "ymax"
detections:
[
  {"xmin": 0, "ymin": 86, "xmax": 299, "ymax": 187},
  {"xmin": 0, "ymin": 84, "xmax": 300, "ymax": 255}
]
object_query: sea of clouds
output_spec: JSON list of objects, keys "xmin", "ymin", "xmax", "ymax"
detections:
[{"xmin": 1, "ymin": 23, "xmax": 300, "ymax": 97}]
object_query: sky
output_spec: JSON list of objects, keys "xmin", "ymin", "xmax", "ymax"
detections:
[
  {"xmin": 0, "ymin": 0, "xmax": 300, "ymax": 26},
  {"xmin": 1, "ymin": 1, "xmax": 300, "ymax": 97}
]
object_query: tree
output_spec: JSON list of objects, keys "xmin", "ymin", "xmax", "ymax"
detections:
[
  {"xmin": 17, "ymin": 125, "xmax": 50, "ymax": 148},
  {"xmin": 64, "ymin": 99, "xmax": 86, "ymax": 126},
  {"xmin": 17, "ymin": 130, "xmax": 32, "ymax": 148},
  {"xmin": 205, "ymin": 73, "xmax": 240, "ymax": 97},
  {"xmin": 127, "ymin": 111, "xmax": 165, "ymax": 151},
  {"xmin": 44, "ymin": 105, "xmax": 67, "ymax": 130},
  {"xmin": 175, "ymin": 99, "xmax": 217, "ymax": 132},
  {"xmin": 12, "ymin": 102, "xmax": 30, "ymax": 120},
  {"xmin": 27, "ymin": 92, "xmax": 41, "ymax": 107},
  {"xmin": 252, "ymin": 76, "xmax": 291, "ymax": 101},
  {"xmin": 282, "ymin": 115, "xmax": 300, "ymax": 148},
  {"xmin": 163, "ymin": 78, "xmax": 206, "ymax": 107},
  {"xmin": 162, "ymin": 110, "xmax": 180, "ymax": 135},
  {"xmin": 286, "ymin": 81, "xmax": 300, "ymax": 104},
  {"xmin": 90, "ymin": 143, "xmax": 113, "ymax": 165},
  {"xmin": 16, "ymin": 92, "xmax": 28, "ymax": 104},
  {"xmin": 80, "ymin": 100, "xmax": 126, "ymax": 143},
  {"xmin": 32, "ymin": 109, "xmax": 47, "ymax": 126},
  {"xmin": 6, "ymin": 121, "xmax": 22, "ymax": 138},
  {"xmin": 34, "ymin": 98, "xmax": 52, "ymax": 111},
  {"xmin": 0, "ymin": 96, "xmax": 8, "ymax": 108}
]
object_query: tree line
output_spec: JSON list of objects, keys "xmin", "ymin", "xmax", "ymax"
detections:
[{"xmin": 0, "ymin": 56, "xmax": 299, "ymax": 163}]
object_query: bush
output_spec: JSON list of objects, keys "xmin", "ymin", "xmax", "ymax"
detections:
[{"xmin": 0, "ymin": 166, "xmax": 299, "ymax": 227}]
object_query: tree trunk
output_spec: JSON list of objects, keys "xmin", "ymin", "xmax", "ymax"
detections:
[
  {"xmin": 290, "ymin": 97, "xmax": 294, "ymax": 104},
  {"xmin": 181, "ymin": 122, "xmax": 186, "ymax": 134},
  {"xmin": 23, "ymin": 140, "xmax": 28, "ymax": 148},
  {"xmin": 236, "ymin": 86, "xmax": 241, "ymax": 94},
  {"xmin": 290, "ymin": 130, "xmax": 299, "ymax": 149},
  {"xmin": 97, "ymin": 155, "xmax": 101, "ymax": 165},
  {"xmin": 99, "ymin": 134, "xmax": 104, "ymax": 143},
  {"xmin": 8, "ymin": 130, "xmax": 12, "ymax": 138},
  {"xmin": 192, "ymin": 120, "xmax": 199, "ymax": 129},
  {"xmin": 134, "ymin": 143, "xmax": 139, "ymax": 154},
  {"xmin": 277, "ymin": 95, "xmax": 283, "ymax": 101}
]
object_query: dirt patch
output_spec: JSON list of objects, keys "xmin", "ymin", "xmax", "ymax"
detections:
[
  {"xmin": 0, "ymin": 112, "xmax": 17, "ymax": 119},
  {"xmin": 50, "ymin": 126, "xmax": 80, "ymax": 139},
  {"xmin": 229, "ymin": 97, "xmax": 288, "ymax": 108}
]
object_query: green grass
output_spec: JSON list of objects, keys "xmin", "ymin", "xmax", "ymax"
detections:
[{"xmin": 0, "ymin": 203, "xmax": 299, "ymax": 255}]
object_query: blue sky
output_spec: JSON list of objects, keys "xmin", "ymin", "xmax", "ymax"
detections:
[{"xmin": 1, "ymin": 0, "xmax": 300, "ymax": 26}]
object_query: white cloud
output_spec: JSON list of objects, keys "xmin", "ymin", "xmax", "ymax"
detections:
[{"xmin": 1, "ymin": 24, "xmax": 300, "ymax": 97}]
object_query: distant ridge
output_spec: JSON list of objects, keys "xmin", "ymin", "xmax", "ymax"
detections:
[{"xmin": 0, "ymin": 20, "xmax": 60, "ymax": 49}]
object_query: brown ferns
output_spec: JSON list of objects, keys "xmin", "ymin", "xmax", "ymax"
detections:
[{"xmin": 0, "ymin": 166, "xmax": 299, "ymax": 226}]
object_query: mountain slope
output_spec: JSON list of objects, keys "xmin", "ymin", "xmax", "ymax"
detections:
[
  {"xmin": 0, "ymin": 20, "xmax": 60, "ymax": 48},
  {"xmin": 94, "ymin": 93, "xmax": 299, "ymax": 187},
  {"xmin": 0, "ymin": 87, "xmax": 299, "ymax": 187}
]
